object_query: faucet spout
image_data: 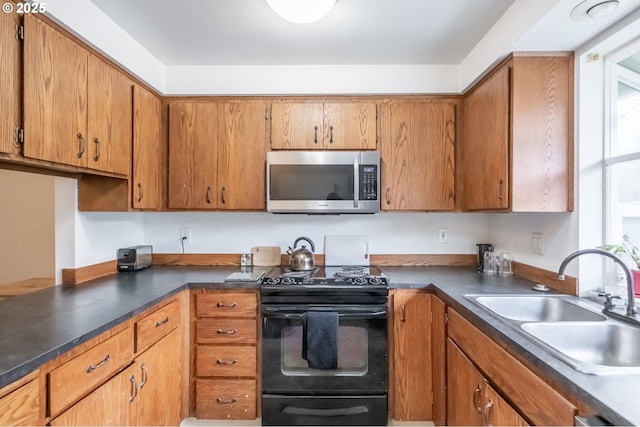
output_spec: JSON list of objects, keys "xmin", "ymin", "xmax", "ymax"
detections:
[{"xmin": 558, "ymin": 248, "xmax": 637, "ymax": 316}]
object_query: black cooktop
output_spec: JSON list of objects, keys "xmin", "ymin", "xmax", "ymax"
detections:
[{"xmin": 261, "ymin": 265, "xmax": 387, "ymax": 287}]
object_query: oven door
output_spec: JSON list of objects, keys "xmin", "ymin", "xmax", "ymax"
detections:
[{"xmin": 261, "ymin": 304, "xmax": 388, "ymax": 394}]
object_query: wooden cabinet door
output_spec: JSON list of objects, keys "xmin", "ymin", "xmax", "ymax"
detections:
[
  {"xmin": 136, "ymin": 331, "xmax": 181, "ymax": 426},
  {"xmin": 86, "ymin": 54, "xmax": 132, "ymax": 175},
  {"xmin": 270, "ymin": 101, "xmax": 323, "ymax": 149},
  {"xmin": 380, "ymin": 102, "xmax": 456, "ymax": 211},
  {"xmin": 462, "ymin": 66, "xmax": 510, "ymax": 210},
  {"xmin": 168, "ymin": 101, "xmax": 217, "ymax": 209},
  {"xmin": 50, "ymin": 364, "xmax": 137, "ymax": 426},
  {"xmin": 323, "ymin": 102, "xmax": 377, "ymax": 150},
  {"xmin": 0, "ymin": 374, "xmax": 40, "ymax": 426},
  {"xmin": 0, "ymin": 1, "xmax": 21, "ymax": 156},
  {"xmin": 217, "ymin": 101, "xmax": 268, "ymax": 210},
  {"xmin": 132, "ymin": 85, "xmax": 163, "ymax": 210},
  {"xmin": 392, "ymin": 290, "xmax": 432, "ymax": 421},
  {"xmin": 431, "ymin": 295, "xmax": 447, "ymax": 426},
  {"xmin": 23, "ymin": 15, "xmax": 88, "ymax": 167},
  {"xmin": 446, "ymin": 339, "xmax": 485, "ymax": 426},
  {"xmin": 484, "ymin": 385, "xmax": 529, "ymax": 426}
]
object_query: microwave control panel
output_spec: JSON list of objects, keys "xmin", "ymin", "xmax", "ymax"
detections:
[{"xmin": 359, "ymin": 165, "xmax": 378, "ymax": 200}]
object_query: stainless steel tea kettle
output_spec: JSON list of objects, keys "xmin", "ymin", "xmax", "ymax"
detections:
[{"xmin": 287, "ymin": 237, "xmax": 315, "ymax": 271}]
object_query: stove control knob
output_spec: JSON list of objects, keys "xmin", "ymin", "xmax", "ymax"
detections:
[
  {"xmin": 368, "ymin": 277, "xmax": 383, "ymax": 285},
  {"xmin": 265, "ymin": 277, "xmax": 281, "ymax": 285},
  {"xmin": 353, "ymin": 277, "xmax": 368, "ymax": 285},
  {"xmin": 282, "ymin": 277, "xmax": 296, "ymax": 285}
]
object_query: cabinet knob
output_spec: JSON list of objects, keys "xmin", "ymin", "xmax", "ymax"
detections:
[
  {"xmin": 386, "ymin": 188, "xmax": 391, "ymax": 205},
  {"xmin": 329, "ymin": 126, "xmax": 334, "ymax": 144},
  {"xmin": 313, "ymin": 126, "xmax": 318, "ymax": 144},
  {"xmin": 221, "ymin": 186, "xmax": 226, "ymax": 205},
  {"xmin": 206, "ymin": 186, "xmax": 212, "ymax": 204},
  {"xmin": 137, "ymin": 183, "xmax": 144, "ymax": 202},
  {"xmin": 400, "ymin": 303, "xmax": 406, "ymax": 322},
  {"xmin": 496, "ymin": 179, "xmax": 504, "ymax": 200}
]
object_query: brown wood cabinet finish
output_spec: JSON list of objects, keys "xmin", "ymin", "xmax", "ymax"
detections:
[
  {"xmin": 169, "ymin": 100, "xmax": 267, "ymax": 210},
  {"xmin": 380, "ymin": 102, "xmax": 456, "ymax": 211},
  {"xmin": 461, "ymin": 54, "xmax": 573, "ymax": 212},
  {"xmin": 270, "ymin": 100, "xmax": 377, "ymax": 150},
  {"xmin": 448, "ymin": 308, "xmax": 577, "ymax": 425},
  {"xmin": 197, "ymin": 292, "xmax": 258, "ymax": 318},
  {"xmin": 132, "ymin": 85, "xmax": 163, "ymax": 210},
  {"xmin": 0, "ymin": 1, "xmax": 21, "ymax": 157},
  {"xmin": 0, "ymin": 371, "xmax": 40, "ymax": 426},
  {"xmin": 196, "ymin": 379, "xmax": 257, "ymax": 420},
  {"xmin": 431, "ymin": 295, "xmax": 447, "ymax": 426},
  {"xmin": 135, "ymin": 298, "xmax": 181, "ymax": 354},
  {"xmin": 447, "ymin": 339, "xmax": 528, "ymax": 426},
  {"xmin": 196, "ymin": 345, "xmax": 257, "ymax": 377},
  {"xmin": 391, "ymin": 290, "xmax": 432, "ymax": 421}
]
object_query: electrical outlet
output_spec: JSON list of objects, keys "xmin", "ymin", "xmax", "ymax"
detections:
[
  {"xmin": 180, "ymin": 227, "xmax": 190, "ymax": 245},
  {"xmin": 531, "ymin": 232, "xmax": 544, "ymax": 255},
  {"xmin": 438, "ymin": 228, "xmax": 448, "ymax": 243}
]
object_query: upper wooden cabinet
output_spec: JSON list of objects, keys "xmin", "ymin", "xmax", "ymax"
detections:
[
  {"xmin": 461, "ymin": 54, "xmax": 573, "ymax": 212},
  {"xmin": 0, "ymin": 1, "xmax": 21, "ymax": 157},
  {"xmin": 380, "ymin": 101, "xmax": 456, "ymax": 211},
  {"xmin": 169, "ymin": 100, "xmax": 268, "ymax": 210},
  {"xmin": 132, "ymin": 85, "xmax": 163, "ymax": 210},
  {"xmin": 270, "ymin": 100, "xmax": 377, "ymax": 150},
  {"xmin": 23, "ymin": 16, "xmax": 132, "ymax": 176}
]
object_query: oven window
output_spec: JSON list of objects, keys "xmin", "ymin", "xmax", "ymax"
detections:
[
  {"xmin": 281, "ymin": 325, "xmax": 368, "ymax": 376},
  {"xmin": 270, "ymin": 165, "xmax": 354, "ymax": 200}
]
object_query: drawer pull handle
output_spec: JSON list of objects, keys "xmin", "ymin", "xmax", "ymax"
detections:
[
  {"xmin": 216, "ymin": 328, "xmax": 237, "ymax": 335},
  {"xmin": 217, "ymin": 302, "xmax": 237, "ymax": 308},
  {"xmin": 216, "ymin": 359, "xmax": 238, "ymax": 365},
  {"xmin": 129, "ymin": 374, "xmax": 138, "ymax": 403},
  {"xmin": 155, "ymin": 316, "xmax": 169, "ymax": 327},
  {"xmin": 216, "ymin": 397, "xmax": 237, "ymax": 404},
  {"xmin": 400, "ymin": 304, "xmax": 406, "ymax": 322},
  {"xmin": 86, "ymin": 354, "xmax": 110, "ymax": 373},
  {"xmin": 483, "ymin": 399, "xmax": 494, "ymax": 426},
  {"xmin": 473, "ymin": 384, "xmax": 483, "ymax": 413},
  {"xmin": 139, "ymin": 363, "xmax": 148, "ymax": 389}
]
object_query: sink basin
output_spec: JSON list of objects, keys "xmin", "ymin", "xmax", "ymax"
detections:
[
  {"xmin": 521, "ymin": 322, "xmax": 640, "ymax": 374},
  {"xmin": 471, "ymin": 295, "xmax": 607, "ymax": 322}
]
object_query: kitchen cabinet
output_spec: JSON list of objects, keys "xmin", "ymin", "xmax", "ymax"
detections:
[
  {"xmin": 0, "ymin": 370, "xmax": 40, "ymax": 426},
  {"xmin": 49, "ymin": 298, "xmax": 182, "ymax": 426},
  {"xmin": 195, "ymin": 291, "xmax": 258, "ymax": 420},
  {"xmin": 391, "ymin": 289, "xmax": 432, "ymax": 421},
  {"xmin": 461, "ymin": 54, "xmax": 573, "ymax": 211},
  {"xmin": 447, "ymin": 308, "xmax": 577, "ymax": 425},
  {"xmin": 132, "ymin": 85, "xmax": 163, "ymax": 210},
  {"xmin": 168, "ymin": 100, "xmax": 268, "ymax": 210},
  {"xmin": 379, "ymin": 102, "xmax": 456, "ymax": 211},
  {"xmin": 0, "ymin": 0, "xmax": 21, "ymax": 157},
  {"xmin": 23, "ymin": 15, "xmax": 132, "ymax": 175},
  {"xmin": 447, "ymin": 339, "xmax": 527, "ymax": 426},
  {"xmin": 431, "ymin": 295, "xmax": 447, "ymax": 426},
  {"xmin": 270, "ymin": 100, "xmax": 377, "ymax": 150}
]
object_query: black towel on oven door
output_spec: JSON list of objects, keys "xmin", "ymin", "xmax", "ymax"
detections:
[{"xmin": 302, "ymin": 311, "xmax": 338, "ymax": 370}]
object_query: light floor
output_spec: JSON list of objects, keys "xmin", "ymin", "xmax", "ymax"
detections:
[{"xmin": 181, "ymin": 417, "xmax": 434, "ymax": 426}]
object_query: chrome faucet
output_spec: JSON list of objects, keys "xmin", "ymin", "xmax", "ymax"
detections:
[{"xmin": 558, "ymin": 248, "xmax": 638, "ymax": 316}]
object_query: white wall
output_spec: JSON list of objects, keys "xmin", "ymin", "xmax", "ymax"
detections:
[{"xmin": 143, "ymin": 212, "xmax": 490, "ymax": 256}]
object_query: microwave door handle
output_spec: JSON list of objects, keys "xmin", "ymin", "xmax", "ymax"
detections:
[{"xmin": 353, "ymin": 159, "xmax": 359, "ymax": 208}]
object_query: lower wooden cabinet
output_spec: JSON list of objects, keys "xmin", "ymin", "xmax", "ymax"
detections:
[
  {"xmin": 391, "ymin": 289, "xmax": 432, "ymax": 421},
  {"xmin": 447, "ymin": 308, "xmax": 577, "ymax": 426},
  {"xmin": 447, "ymin": 339, "xmax": 527, "ymax": 426},
  {"xmin": 0, "ymin": 370, "xmax": 40, "ymax": 426},
  {"xmin": 194, "ymin": 290, "xmax": 258, "ymax": 420}
]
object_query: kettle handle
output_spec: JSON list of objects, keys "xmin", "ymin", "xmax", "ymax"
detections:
[{"xmin": 294, "ymin": 236, "xmax": 315, "ymax": 252}]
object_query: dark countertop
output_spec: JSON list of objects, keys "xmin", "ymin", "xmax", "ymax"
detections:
[{"xmin": 0, "ymin": 265, "xmax": 636, "ymax": 425}]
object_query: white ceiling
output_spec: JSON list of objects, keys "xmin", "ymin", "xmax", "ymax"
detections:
[
  {"xmin": 87, "ymin": 0, "xmax": 514, "ymax": 66},
  {"xmin": 87, "ymin": 0, "xmax": 640, "ymax": 68}
]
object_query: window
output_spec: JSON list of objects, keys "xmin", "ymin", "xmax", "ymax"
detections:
[{"xmin": 605, "ymin": 48, "xmax": 640, "ymax": 270}]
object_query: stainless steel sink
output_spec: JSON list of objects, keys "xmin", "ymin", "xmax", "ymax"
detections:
[
  {"xmin": 521, "ymin": 322, "xmax": 640, "ymax": 374},
  {"xmin": 470, "ymin": 295, "xmax": 607, "ymax": 322}
]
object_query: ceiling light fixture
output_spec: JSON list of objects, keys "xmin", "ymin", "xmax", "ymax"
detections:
[
  {"xmin": 266, "ymin": 0, "xmax": 336, "ymax": 24},
  {"xmin": 570, "ymin": 0, "xmax": 635, "ymax": 20}
]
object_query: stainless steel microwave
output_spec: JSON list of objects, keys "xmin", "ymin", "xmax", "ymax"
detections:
[{"xmin": 266, "ymin": 151, "xmax": 380, "ymax": 214}]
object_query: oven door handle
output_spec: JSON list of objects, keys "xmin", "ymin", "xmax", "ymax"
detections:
[{"xmin": 261, "ymin": 309, "xmax": 387, "ymax": 320}]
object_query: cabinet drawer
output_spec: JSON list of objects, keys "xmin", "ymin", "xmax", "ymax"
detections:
[
  {"xmin": 0, "ymin": 375, "xmax": 40, "ymax": 426},
  {"xmin": 135, "ymin": 298, "xmax": 181, "ymax": 352},
  {"xmin": 197, "ymin": 293, "xmax": 257, "ymax": 318},
  {"xmin": 49, "ymin": 327, "xmax": 133, "ymax": 416},
  {"xmin": 197, "ymin": 345, "xmax": 256, "ymax": 377},
  {"xmin": 196, "ymin": 379, "xmax": 256, "ymax": 419},
  {"xmin": 197, "ymin": 319, "xmax": 256, "ymax": 344}
]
